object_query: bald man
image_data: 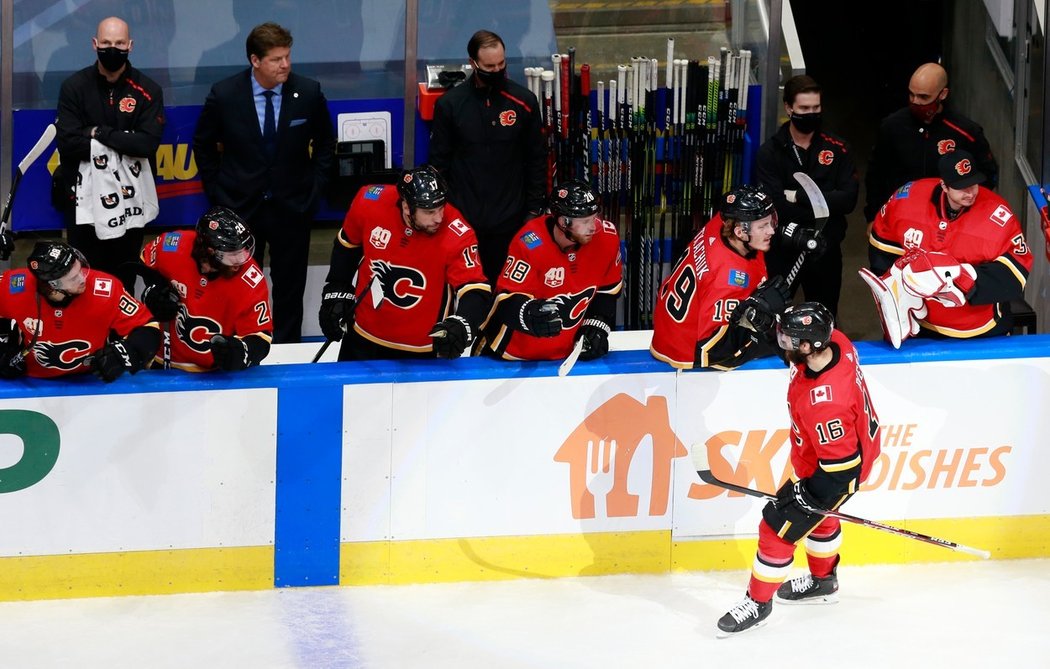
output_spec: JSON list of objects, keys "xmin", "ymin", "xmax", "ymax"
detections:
[
  {"xmin": 864, "ymin": 62, "xmax": 997, "ymax": 222},
  {"xmin": 54, "ymin": 16, "xmax": 165, "ymax": 291}
]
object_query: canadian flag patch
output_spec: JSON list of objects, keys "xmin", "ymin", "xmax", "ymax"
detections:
[
  {"xmin": 810, "ymin": 385, "xmax": 833, "ymax": 404},
  {"xmin": 93, "ymin": 277, "xmax": 113, "ymax": 297}
]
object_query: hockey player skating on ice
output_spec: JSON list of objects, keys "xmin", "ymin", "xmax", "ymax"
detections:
[{"xmin": 717, "ymin": 302, "xmax": 881, "ymax": 636}]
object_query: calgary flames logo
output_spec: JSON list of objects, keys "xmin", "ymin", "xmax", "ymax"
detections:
[
  {"xmin": 818, "ymin": 150, "xmax": 834, "ymax": 166},
  {"xmin": 499, "ymin": 110, "xmax": 517, "ymax": 126},
  {"xmin": 954, "ymin": 158, "xmax": 973, "ymax": 176},
  {"xmin": 937, "ymin": 139, "xmax": 956, "ymax": 155},
  {"xmin": 119, "ymin": 96, "xmax": 137, "ymax": 113}
]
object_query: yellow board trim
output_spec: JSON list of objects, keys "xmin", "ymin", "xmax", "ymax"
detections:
[{"xmin": 0, "ymin": 546, "xmax": 273, "ymax": 602}]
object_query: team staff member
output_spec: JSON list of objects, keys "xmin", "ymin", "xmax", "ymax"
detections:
[
  {"xmin": 54, "ymin": 16, "xmax": 165, "ymax": 290},
  {"xmin": 650, "ymin": 185, "xmax": 819, "ymax": 370},
  {"xmin": 860, "ymin": 150, "xmax": 1031, "ymax": 348},
  {"xmin": 479, "ymin": 180, "xmax": 621, "ymax": 362},
  {"xmin": 138, "ymin": 206, "xmax": 272, "ymax": 372},
  {"xmin": 717, "ymin": 303, "xmax": 881, "ymax": 636},
  {"xmin": 193, "ymin": 22, "xmax": 335, "ymax": 344},
  {"xmin": 429, "ymin": 29, "xmax": 547, "ymax": 285},
  {"xmin": 864, "ymin": 62, "xmax": 998, "ymax": 222},
  {"xmin": 755, "ymin": 74, "xmax": 858, "ymax": 316},
  {"xmin": 319, "ymin": 166, "xmax": 492, "ymax": 361},
  {"xmin": 0, "ymin": 242, "xmax": 159, "ymax": 382}
]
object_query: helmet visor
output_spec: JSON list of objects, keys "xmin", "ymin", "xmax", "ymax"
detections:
[
  {"xmin": 212, "ymin": 242, "xmax": 254, "ymax": 268},
  {"xmin": 49, "ymin": 260, "xmax": 88, "ymax": 293},
  {"xmin": 775, "ymin": 325, "xmax": 800, "ymax": 351}
]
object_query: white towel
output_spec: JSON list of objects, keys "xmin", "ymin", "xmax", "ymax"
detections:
[{"xmin": 75, "ymin": 139, "xmax": 159, "ymax": 240}]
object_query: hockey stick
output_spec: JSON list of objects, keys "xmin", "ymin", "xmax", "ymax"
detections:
[
  {"xmin": 557, "ymin": 337, "xmax": 585, "ymax": 377},
  {"xmin": 1, "ymin": 123, "xmax": 57, "ymax": 235},
  {"xmin": 311, "ymin": 339, "xmax": 333, "ymax": 363},
  {"xmin": 783, "ymin": 171, "xmax": 829, "ymax": 287},
  {"xmin": 691, "ymin": 445, "xmax": 991, "ymax": 559}
]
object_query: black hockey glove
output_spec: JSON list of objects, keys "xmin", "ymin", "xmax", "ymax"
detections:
[
  {"xmin": 429, "ymin": 315, "xmax": 472, "ymax": 359},
  {"xmin": 0, "ymin": 229, "xmax": 14, "ymax": 262},
  {"xmin": 319, "ymin": 283, "xmax": 356, "ymax": 342},
  {"xmin": 89, "ymin": 339, "xmax": 144, "ymax": 383},
  {"xmin": 776, "ymin": 478, "xmax": 822, "ymax": 515},
  {"xmin": 0, "ymin": 318, "xmax": 26, "ymax": 379},
  {"xmin": 730, "ymin": 276, "xmax": 790, "ymax": 333},
  {"xmin": 519, "ymin": 299, "xmax": 563, "ymax": 337},
  {"xmin": 210, "ymin": 334, "xmax": 250, "ymax": 371},
  {"xmin": 779, "ymin": 221, "xmax": 826, "ymax": 258},
  {"xmin": 576, "ymin": 319, "xmax": 611, "ymax": 361},
  {"xmin": 141, "ymin": 282, "xmax": 182, "ymax": 322}
]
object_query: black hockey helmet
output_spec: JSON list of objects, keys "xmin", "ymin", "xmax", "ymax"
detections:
[
  {"xmin": 27, "ymin": 241, "xmax": 88, "ymax": 286},
  {"xmin": 397, "ymin": 166, "xmax": 447, "ymax": 209},
  {"xmin": 549, "ymin": 179, "xmax": 599, "ymax": 219},
  {"xmin": 776, "ymin": 301, "xmax": 834, "ymax": 351},
  {"xmin": 720, "ymin": 184, "xmax": 776, "ymax": 228},
  {"xmin": 194, "ymin": 206, "xmax": 255, "ymax": 266}
]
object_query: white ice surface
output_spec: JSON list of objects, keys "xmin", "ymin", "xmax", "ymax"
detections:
[{"xmin": 0, "ymin": 559, "xmax": 1046, "ymax": 668}]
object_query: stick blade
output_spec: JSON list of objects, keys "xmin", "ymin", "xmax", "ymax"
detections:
[
  {"xmin": 18, "ymin": 123, "xmax": 57, "ymax": 175},
  {"xmin": 557, "ymin": 338, "xmax": 584, "ymax": 377},
  {"xmin": 690, "ymin": 442, "xmax": 710, "ymax": 473}
]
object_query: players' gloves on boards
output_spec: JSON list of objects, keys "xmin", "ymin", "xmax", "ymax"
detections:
[
  {"xmin": 210, "ymin": 334, "xmax": 250, "ymax": 371},
  {"xmin": 141, "ymin": 282, "xmax": 182, "ymax": 322},
  {"xmin": 731, "ymin": 276, "xmax": 790, "ymax": 333},
  {"xmin": 0, "ymin": 318, "xmax": 26, "ymax": 379},
  {"xmin": 89, "ymin": 339, "xmax": 145, "ymax": 383},
  {"xmin": 519, "ymin": 299, "xmax": 563, "ymax": 337},
  {"xmin": 779, "ymin": 221, "xmax": 826, "ymax": 258},
  {"xmin": 429, "ymin": 315, "xmax": 473, "ymax": 359},
  {"xmin": 576, "ymin": 318, "xmax": 611, "ymax": 361},
  {"xmin": 319, "ymin": 283, "xmax": 357, "ymax": 342}
]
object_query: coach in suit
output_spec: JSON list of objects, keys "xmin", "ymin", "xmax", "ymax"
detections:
[{"xmin": 193, "ymin": 22, "xmax": 335, "ymax": 343}]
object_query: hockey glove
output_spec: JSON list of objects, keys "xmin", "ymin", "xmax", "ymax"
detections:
[
  {"xmin": 576, "ymin": 319, "xmax": 611, "ymax": 361},
  {"xmin": 775, "ymin": 478, "xmax": 821, "ymax": 515},
  {"xmin": 0, "ymin": 318, "xmax": 26, "ymax": 379},
  {"xmin": 141, "ymin": 282, "xmax": 182, "ymax": 322},
  {"xmin": 319, "ymin": 283, "xmax": 356, "ymax": 342},
  {"xmin": 210, "ymin": 334, "xmax": 250, "ymax": 371},
  {"xmin": 731, "ymin": 276, "xmax": 790, "ymax": 333},
  {"xmin": 0, "ymin": 229, "xmax": 14, "ymax": 262},
  {"xmin": 519, "ymin": 299, "xmax": 563, "ymax": 337},
  {"xmin": 900, "ymin": 250, "xmax": 977, "ymax": 308},
  {"xmin": 89, "ymin": 339, "xmax": 144, "ymax": 383},
  {"xmin": 429, "ymin": 315, "xmax": 473, "ymax": 359},
  {"xmin": 779, "ymin": 221, "xmax": 826, "ymax": 258}
]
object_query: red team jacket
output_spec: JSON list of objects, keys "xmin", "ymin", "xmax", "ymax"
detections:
[
  {"xmin": 0, "ymin": 269, "xmax": 154, "ymax": 378},
  {"xmin": 142, "ymin": 230, "xmax": 272, "ymax": 371},
  {"xmin": 338, "ymin": 184, "xmax": 490, "ymax": 352},
  {"xmin": 650, "ymin": 215, "xmax": 769, "ymax": 369},
  {"xmin": 869, "ymin": 178, "xmax": 1031, "ymax": 337},
  {"xmin": 786, "ymin": 329, "xmax": 881, "ymax": 486},
  {"xmin": 483, "ymin": 214, "xmax": 622, "ymax": 361}
]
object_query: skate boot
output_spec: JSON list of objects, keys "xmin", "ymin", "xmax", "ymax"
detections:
[
  {"xmin": 716, "ymin": 594, "xmax": 772, "ymax": 637},
  {"xmin": 774, "ymin": 568, "xmax": 839, "ymax": 604}
]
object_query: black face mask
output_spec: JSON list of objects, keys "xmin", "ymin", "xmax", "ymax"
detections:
[
  {"xmin": 789, "ymin": 111, "xmax": 822, "ymax": 135},
  {"xmin": 97, "ymin": 47, "xmax": 129, "ymax": 73},
  {"xmin": 474, "ymin": 67, "xmax": 506, "ymax": 89}
]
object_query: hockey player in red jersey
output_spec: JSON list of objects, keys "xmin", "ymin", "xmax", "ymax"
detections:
[
  {"xmin": 478, "ymin": 179, "xmax": 621, "ymax": 362},
  {"xmin": 860, "ymin": 150, "xmax": 1031, "ymax": 348},
  {"xmin": 650, "ymin": 184, "xmax": 821, "ymax": 370},
  {"xmin": 319, "ymin": 166, "xmax": 492, "ymax": 360},
  {"xmin": 138, "ymin": 206, "xmax": 273, "ymax": 372},
  {"xmin": 717, "ymin": 302, "xmax": 881, "ymax": 636},
  {"xmin": 0, "ymin": 241, "xmax": 159, "ymax": 381}
]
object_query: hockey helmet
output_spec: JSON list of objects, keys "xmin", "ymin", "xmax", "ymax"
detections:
[
  {"xmin": 549, "ymin": 179, "xmax": 599, "ymax": 219},
  {"xmin": 720, "ymin": 185, "xmax": 776, "ymax": 228},
  {"xmin": 27, "ymin": 241, "xmax": 89, "ymax": 290},
  {"xmin": 195, "ymin": 206, "xmax": 255, "ymax": 267},
  {"xmin": 397, "ymin": 166, "xmax": 448, "ymax": 210},
  {"xmin": 776, "ymin": 301, "xmax": 834, "ymax": 351}
]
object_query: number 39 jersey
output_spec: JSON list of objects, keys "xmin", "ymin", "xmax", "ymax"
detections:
[
  {"xmin": 142, "ymin": 230, "xmax": 273, "ymax": 371},
  {"xmin": 650, "ymin": 214, "xmax": 769, "ymax": 369}
]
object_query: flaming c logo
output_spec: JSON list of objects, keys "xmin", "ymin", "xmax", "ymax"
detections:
[
  {"xmin": 937, "ymin": 139, "xmax": 956, "ymax": 155},
  {"xmin": 818, "ymin": 150, "xmax": 834, "ymax": 166},
  {"xmin": 555, "ymin": 393, "xmax": 687, "ymax": 519},
  {"xmin": 499, "ymin": 110, "xmax": 517, "ymax": 126}
]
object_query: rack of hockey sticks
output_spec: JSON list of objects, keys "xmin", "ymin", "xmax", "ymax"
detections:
[{"xmin": 525, "ymin": 43, "xmax": 753, "ymax": 330}]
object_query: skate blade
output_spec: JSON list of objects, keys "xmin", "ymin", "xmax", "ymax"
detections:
[
  {"xmin": 774, "ymin": 593, "xmax": 839, "ymax": 605},
  {"xmin": 715, "ymin": 618, "xmax": 768, "ymax": 638}
]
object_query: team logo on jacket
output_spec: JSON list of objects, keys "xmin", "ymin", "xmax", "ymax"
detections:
[
  {"xmin": 93, "ymin": 277, "xmax": 112, "ymax": 297},
  {"xmin": 100, "ymin": 192, "xmax": 120, "ymax": 209},
  {"xmin": 128, "ymin": 160, "xmax": 142, "ymax": 178},
  {"xmin": 119, "ymin": 96, "xmax": 137, "ymax": 113},
  {"xmin": 727, "ymin": 269, "xmax": 749, "ymax": 288},
  {"xmin": 499, "ymin": 110, "xmax": 517, "ymax": 126},
  {"xmin": 550, "ymin": 291, "xmax": 592, "ymax": 328},
  {"xmin": 937, "ymin": 139, "xmax": 956, "ymax": 155},
  {"xmin": 32, "ymin": 340, "xmax": 92, "ymax": 371},
  {"xmin": 176, "ymin": 311, "xmax": 222, "ymax": 353},
  {"xmin": 92, "ymin": 154, "xmax": 109, "ymax": 169},
  {"xmin": 817, "ymin": 150, "xmax": 834, "ymax": 165},
  {"xmin": 369, "ymin": 259, "xmax": 426, "ymax": 308},
  {"xmin": 121, "ymin": 185, "xmax": 136, "ymax": 199},
  {"xmin": 369, "ymin": 226, "xmax": 392, "ymax": 250}
]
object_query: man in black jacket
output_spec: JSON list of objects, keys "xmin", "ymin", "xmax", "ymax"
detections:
[
  {"xmin": 428, "ymin": 29, "xmax": 547, "ymax": 285},
  {"xmin": 193, "ymin": 21, "xmax": 335, "ymax": 344},
  {"xmin": 864, "ymin": 62, "xmax": 998, "ymax": 223},
  {"xmin": 755, "ymin": 75, "xmax": 858, "ymax": 317},
  {"xmin": 54, "ymin": 16, "xmax": 165, "ymax": 292}
]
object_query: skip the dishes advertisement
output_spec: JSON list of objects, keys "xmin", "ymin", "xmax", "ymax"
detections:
[{"xmin": 341, "ymin": 357, "xmax": 1048, "ymax": 544}]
